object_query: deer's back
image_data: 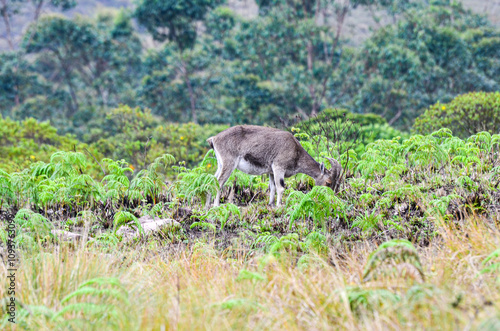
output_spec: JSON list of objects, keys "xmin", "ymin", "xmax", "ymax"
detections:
[{"xmin": 212, "ymin": 125, "xmax": 305, "ymax": 171}]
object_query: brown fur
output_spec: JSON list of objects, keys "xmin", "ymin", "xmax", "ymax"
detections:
[{"xmin": 207, "ymin": 125, "xmax": 341, "ymax": 206}]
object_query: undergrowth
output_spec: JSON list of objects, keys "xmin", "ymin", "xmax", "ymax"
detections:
[{"xmin": 0, "ymin": 129, "xmax": 499, "ymax": 329}]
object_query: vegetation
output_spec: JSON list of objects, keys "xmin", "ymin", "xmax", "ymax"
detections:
[
  {"xmin": 1, "ymin": 0, "xmax": 500, "ymax": 329},
  {"xmin": 1, "ymin": 0, "xmax": 498, "ymax": 134},
  {"xmin": 414, "ymin": 91, "xmax": 500, "ymax": 138},
  {"xmin": 1, "ymin": 121, "xmax": 500, "ymax": 328}
]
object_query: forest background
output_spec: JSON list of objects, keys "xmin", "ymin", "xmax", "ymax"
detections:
[{"xmin": 1, "ymin": 0, "xmax": 500, "ymax": 172}]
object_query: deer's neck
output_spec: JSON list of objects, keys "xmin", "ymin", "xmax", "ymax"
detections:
[{"xmin": 297, "ymin": 152, "xmax": 322, "ymax": 180}]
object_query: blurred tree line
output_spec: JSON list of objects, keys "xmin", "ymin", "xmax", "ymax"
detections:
[{"xmin": 1, "ymin": 0, "xmax": 499, "ymax": 139}]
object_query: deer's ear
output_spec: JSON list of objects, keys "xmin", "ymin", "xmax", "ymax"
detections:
[{"xmin": 320, "ymin": 162, "xmax": 325, "ymax": 175}]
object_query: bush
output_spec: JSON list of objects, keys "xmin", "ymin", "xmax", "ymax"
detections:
[
  {"xmin": 0, "ymin": 116, "xmax": 87, "ymax": 173},
  {"xmin": 87, "ymin": 105, "xmax": 228, "ymax": 171},
  {"xmin": 413, "ymin": 92, "xmax": 500, "ymax": 138},
  {"xmin": 296, "ymin": 108, "xmax": 407, "ymax": 154}
]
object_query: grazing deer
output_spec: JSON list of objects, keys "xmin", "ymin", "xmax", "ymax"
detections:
[{"xmin": 206, "ymin": 125, "xmax": 342, "ymax": 207}]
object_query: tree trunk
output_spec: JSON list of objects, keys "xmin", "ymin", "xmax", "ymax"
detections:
[
  {"xmin": 33, "ymin": 0, "xmax": 44, "ymax": 21},
  {"xmin": 55, "ymin": 52, "xmax": 79, "ymax": 115},
  {"xmin": 182, "ymin": 60, "xmax": 197, "ymax": 124},
  {"xmin": 1, "ymin": 0, "xmax": 14, "ymax": 50},
  {"xmin": 307, "ymin": 39, "xmax": 319, "ymax": 117},
  {"xmin": 14, "ymin": 67, "xmax": 19, "ymax": 106}
]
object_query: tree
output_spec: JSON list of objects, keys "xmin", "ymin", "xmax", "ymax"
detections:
[
  {"xmin": 217, "ymin": 0, "xmax": 411, "ymax": 123},
  {"xmin": 339, "ymin": 1, "xmax": 500, "ymax": 129},
  {"xmin": 0, "ymin": 0, "xmax": 77, "ymax": 50},
  {"xmin": 0, "ymin": 51, "xmax": 49, "ymax": 112},
  {"xmin": 134, "ymin": 0, "xmax": 222, "ymax": 123},
  {"xmin": 22, "ymin": 12, "xmax": 143, "ymax": 120}
]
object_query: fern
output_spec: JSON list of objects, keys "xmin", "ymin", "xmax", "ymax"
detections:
[
  {"xmin": 480, "ymin": 248, "xmax": 500, "ymax": 275},
  {"xmin": 0, "ymin": 169, "xmax": 15, "ymax": 207},
  {"xmin": 205, "ymin": 203, "xmax": 241, "ymax": 230},
  {"xmin": 300, "ymin": 231, "xmax": 328, "ymax": 255},
  {"xmin": 88, "ymin": 232, "xmax": 120, "ymax": 247},
  {"xmin": 340, "ymin": 286, "xmax": 401, "ymax": 316},
  {"xmin": 6, "ymin": 275, "xmax": 130, "ymax": 328},
  {"xmin": 428, "ymin": 194, "xmax": 463, "ymax": 217},
  {"xmin": 14, "ymin": 209, "xmax": 53, "ymax": 246},
  {"xmin": 352, "ymin": 210, "xmax": 384, "ymax": 232},
  {"xmin": 236, "ymin": 269, "xmax": 267, "ymax": 282},
  {"xmin": 286, "ymin": 186, "xmax": 345, "ymax": 229},
  {"xmin": 190, "ymin": 219, "xmax": 217, "ymax": 231},
  {"xmin": 362, "ymin": 239, "xmax": 425, "ymax": 282},
  {"xmin": 268, "ymin": 233, "xmax": 299, "ymax": 257},
  {"xmin": 113, "ymin": 211, "xmax": 143, "ymax": 235},
  {"xmin": 53, "ymin": 277, "xmax": 130, "ymax": 325},
  {"xmin": 176, "ymin": 171, "xmax": 218, "ymax": 204},
  {"xmin": 130, "ymin": 154, "xmax": 175, "ymax": 204}
]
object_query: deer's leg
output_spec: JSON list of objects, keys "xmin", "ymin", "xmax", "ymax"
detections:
[
  {"xmin": 272, "ymin": 166, "xmax": 286, "ymax": 207},
  {"xmin": 268, "ymin": 173, "xmax": 276, "ymax": 205},
  {"xmin": 205, "ymin": 166, "xmax": 219, "ymax": 208},
  {"xmin": 206, "ymin": 162, "xmax": 223, "ymax": 208},
  {"xmin": 214, "ymin": 160, "xmax": 237, "ymax": 207}
]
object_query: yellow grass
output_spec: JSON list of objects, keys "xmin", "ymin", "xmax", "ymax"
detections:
[{"xmin": 1, "ymin": 217, "xmax": 500, "ymax": 330}]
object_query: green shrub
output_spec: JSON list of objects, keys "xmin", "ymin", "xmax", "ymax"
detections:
[
  {"xmin": 0, "ymin": 116, "xmax": 88, "ymax": 173},
  {"xmin": 413, "ymin": 92, "xmax": 500, "ymax": 138},
  {"xmin": 296, "ymin": 108, "xmax": 407, "ymax": 154},
  {"xmin": 87, "ymin": 105, "xmax": 228, "ymax": 171}
]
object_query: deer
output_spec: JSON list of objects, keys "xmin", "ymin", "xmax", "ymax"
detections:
[{"xmin": 206, "ymin": 125, "xmax": 342, "ymax": 207}]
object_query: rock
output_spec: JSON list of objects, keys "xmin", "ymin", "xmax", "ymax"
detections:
[
  {"xmin": 51, "ymin": 229, "xmax": 83, "ymax": 241},
  {"xmin": 117, "ymin": 216, "xmax": 180, "ymax": 239},
  {"xmin": 396, "ymin": 203, "xmax": 408, "ymax": 214},
  {"xmin": 142, "ymin": 219, "xmax": 179, "ymax": 233},
  {"xmin": 435, "ymin": 188, "xmax": 447, "ymax": 197}
]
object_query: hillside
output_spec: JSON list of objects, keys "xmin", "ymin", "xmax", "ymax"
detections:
[{"xmin": 1, "ymin": 0, "xmax": 499, "ymax": 50}]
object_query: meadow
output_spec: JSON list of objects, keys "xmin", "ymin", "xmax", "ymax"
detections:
[
  {"xmin": 1, "ymin": 0, "xmax": 500, "ymax": 328},
  {"xmin": 1, "ymin": 119, "xmax": 500, "ymax": 330}
]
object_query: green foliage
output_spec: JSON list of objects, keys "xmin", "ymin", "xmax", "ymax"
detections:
[
  {"xmin": 102, "ymin": 158, "xmax": 132, "ymax": 202},
  {"xmin": 130, "ymin": 154, "xmax": 176, "ymax": 204},
  {"xmin": 0, "ymin": 169, "xmax": 15, "ymax": 207},
  {"xmin": 340, "ymin": 286, "xmax": 401, "ymax": 316},
  {"xmin": 480, "ymin": 247, "xmax": 500, "ymax": 275},
  {"xmin": 203, "ymin": 203, "xmax": 241, "ymax": 230},
  {"xmin": 0, "ymin": 116, "xmax": 90, "ymax": 173},
  {"xmin": 14, "ymin": 209, "xmax": 53, "ymax": 248},
  {"xmin": 134, "ymin": 0, "xmax": 221, "ymax": 50},
  {"xmin": 352, "ymin": 210, "xmax": 384, "ymax": 232},
  {"xmin": 50, "ymin": 277, "xmax": 131, "ymax": 328},
  {"xmin": 363, "ymin": 239, "xmax": 425, "ymax": 282},
  {"xmin": 113, "ymin": 211, "xmax": 143, "ymax": 235},
  {"xmin": 236, "ymin": 269, "xmax": 267, "ymax": 282},
  {"xmin": 286, "ymin": 186, "xmax": 346, "ymax": 229},
  {"xmin": 1, "ymin": 0, "xmax": 499, "ymax": 133},
  {"xmin": 89, "ymin": 105, "xmax": 227, "ymax": 170},
  {"xmin": 300, "ymin": 231, "xmax": 328, "ymax": 255},
  {"xmin": 22, "ymin": 13, "xmax": 142, "ymax": 128},
  {"xmin": 343, "ymin": 2, "xmax": 500, "ymax": 129},
  {"xmin": 413, "ymin": 92, "xmax": 500, "ymax": 138}
]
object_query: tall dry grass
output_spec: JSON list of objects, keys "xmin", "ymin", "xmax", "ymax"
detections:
[{"xmin": 1, "ymin": 216, "xmax": 500, "ymax": 330}]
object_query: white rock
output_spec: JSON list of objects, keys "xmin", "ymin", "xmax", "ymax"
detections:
[
  {"xmin": 51, "ymin": 229, "xmax": 83, "ymax": 241},
  {"xmin": 117, "ymin": 216, "xmax": 180, "ymax": 238}
]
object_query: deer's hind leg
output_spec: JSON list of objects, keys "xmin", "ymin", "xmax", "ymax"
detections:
[
  {"xmin": 213, "ymin": 161, "xmax": 237, "ymax": 207},
  {"xmin": 211, "ymin": 146, "xmax": 238, "ymax": 206}
]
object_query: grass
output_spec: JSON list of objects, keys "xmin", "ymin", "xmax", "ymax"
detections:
[
  {"xmin": 1, "ymin": 214, "xmax": 499, "ymax": 330},
  {"xmin": 1, "ymin": 129, "xmax": 500, "ymax": 329}
]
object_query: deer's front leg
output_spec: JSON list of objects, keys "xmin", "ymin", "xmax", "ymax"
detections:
[
  {"xmin": 272, "ymin": 166, "xmax": 286, "ymax": 207},
  {"xmin": 268, "ymin": 173, "xmax": 276, "ymax": 205}
]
